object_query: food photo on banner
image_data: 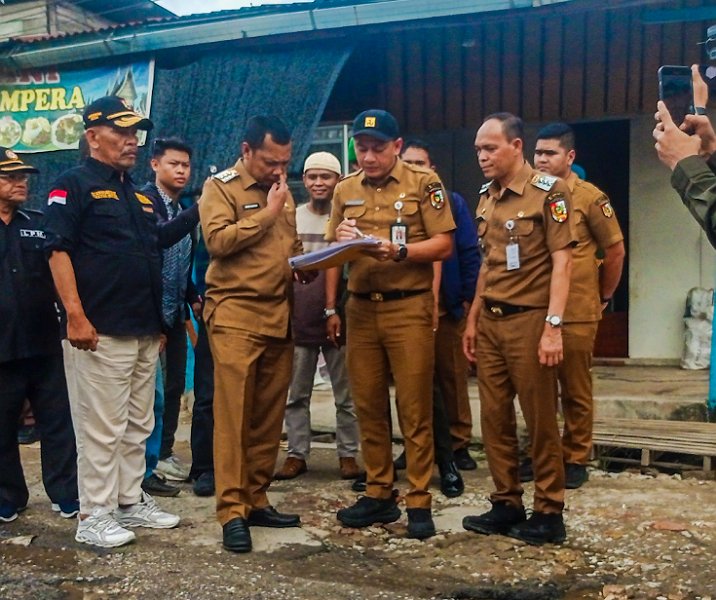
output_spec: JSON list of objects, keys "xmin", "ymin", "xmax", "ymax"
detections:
[{"xmin": 0, "ymin": 61, "xmax": 155, "ymax": 152}]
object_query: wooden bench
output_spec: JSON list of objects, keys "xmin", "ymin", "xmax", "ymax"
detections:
[{"xmin": 592, "ymin": 418, "xmax": 716, "ymax": 471}]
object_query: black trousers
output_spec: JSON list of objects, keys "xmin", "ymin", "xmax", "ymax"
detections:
[
  {"xmin": 433, "ymin": 375, "xmax": 456, "ymax": 467},
  {"xmin": 0, "ymin": 355, "xmax": 78, "ymax": 508},
  {"xmin": 189, "ymin": 319, "xmax": 214, "ymax": 478},
  {"xmin": 160, "ymin": 318, "xmax": 188, "ymax": 460}
]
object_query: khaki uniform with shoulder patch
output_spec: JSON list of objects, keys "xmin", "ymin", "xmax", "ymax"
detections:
[
  {"xmin": 326, "ymin": 159, "xmax": 455, "ymax": 509},
  {"xmin": 200, "ymin": 159, "xmax": 303, "ymax": 525},
  {"xmin": 475, "ymin": 161, "xmax": 576, "ymax": 514},
  {"xmin": 557, "ymin": 171, "xmax": 624, "ymax": 466}
]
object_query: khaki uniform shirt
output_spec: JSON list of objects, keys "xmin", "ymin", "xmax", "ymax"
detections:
[
  {"xmin": 199, "ymin": 158, "xmax": 302, "ymax": 337},
  {"xmin": 477, "ymin": 161, "xmax": 576, "ymax": 307},
  {"xmin": 326, "ymin": 159, "xmax": 456, "ymax": 293},
  {"xmin": 564, "ymin": 171, "xmax": 624, "ymax": 323}
]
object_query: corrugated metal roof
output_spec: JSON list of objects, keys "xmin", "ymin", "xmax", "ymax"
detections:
[{"xmin": 1, "ymin": 0, "xmax": 574, "ymax": 69}]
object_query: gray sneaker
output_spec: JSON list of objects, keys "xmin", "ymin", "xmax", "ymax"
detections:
[
  {"xmin": 114, "ymin": 492, "xmax": 180, "ymax": 529},
  {"xmin": 75, "ymin": 511, "xmax": 136, "ymax": 548},
  {"xmin": 155, "ymin": 455, "xmax": 190, "ymax": 481}
]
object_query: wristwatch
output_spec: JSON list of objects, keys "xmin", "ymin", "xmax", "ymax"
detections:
[
  {"xmin": 545, "ymin": 314, "xmax": 563, "ymax": 328},
  {"xmin": 695, "ymin": 106, "xmax": 707, "ymax": 116},
  {"xmin": 393, "ymin": 244, "xmax": 408, "ymax": 262},
  {"xmin": 323, "ymin": 308, "xmax": 337, "ymax": 319}
]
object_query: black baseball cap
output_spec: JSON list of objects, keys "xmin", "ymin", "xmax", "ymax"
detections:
[
  {"xmin": 352, "ymin": 109, "xmax": 399, "ymax": 141},
  {"xmin": 0, "ymin": 147, "xmax": 39, "ymax": 174},
  {"xmin": 83, "ymin": 95, "xmax": 153, "ymax": 131}
]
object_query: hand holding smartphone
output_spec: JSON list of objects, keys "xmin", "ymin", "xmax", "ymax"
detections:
[{"xmin": 658, "ymin": 65, "xmax": 694, "ymax": 127}]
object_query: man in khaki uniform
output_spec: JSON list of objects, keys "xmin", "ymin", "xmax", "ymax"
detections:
[
  {"xmin": 200, "ymin": 115, "xmax": 305, "ymax": 554},
  {"xmin": 462, "ymin": 113, "xmax": 576, "ymax": 545},
  {"xmin": 526, "ymin": 123, "xmax": 625, "ymax": 489},
  {"xmin": 328, "ymin": 109, "xmax": 455, "ymax": 539}
]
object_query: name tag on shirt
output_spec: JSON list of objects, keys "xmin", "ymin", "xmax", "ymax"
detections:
[
  {"xmin": 506, "ymin": 242, "xmax": 520, "ymax": 270},
  {"xmin": 19, "ymin": 229, "xmax": 46, "ymax": 239},
  {"xmin": 243, "ymin": 203, "xmax": 260, "ymax": 210}
]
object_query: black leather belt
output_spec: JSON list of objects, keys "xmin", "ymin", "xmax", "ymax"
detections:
[
  {"xmin": 352, "ymin": 289, "xmax": 430, "ymax": 302},
  {"xmin": 484, "ymin": 301, "xmax": 539, "ymax": 317}
]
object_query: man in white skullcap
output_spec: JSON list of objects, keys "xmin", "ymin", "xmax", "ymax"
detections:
[{"xmin": 274, "ymin": 152, "xmax": 361, "ymax": 481}]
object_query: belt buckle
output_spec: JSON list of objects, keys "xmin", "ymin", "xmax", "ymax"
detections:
[
  {"xmin": 490, "ymin": 305, "xmax": 503, "ymax": 317},
  {"xmin": 370, "ymin": 292, "xmax": 384, "ymax": 302}
]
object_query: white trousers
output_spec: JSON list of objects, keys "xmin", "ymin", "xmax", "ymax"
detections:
[{"xmin": 62, "ymin": 335, "xmax": 159, "ymax": 514}]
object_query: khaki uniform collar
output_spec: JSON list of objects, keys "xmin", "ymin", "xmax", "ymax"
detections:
[
  {"xmin": 359, "ymin": 157, "xmax": 403, "ymax": 187},
  {"xmin": 491, "ymin": 160, "xmax": 532, "ymax": 198},
  {"xmin": 234, "ymin": 158, "xmax": 259, "ymax": 191},
  {"xmin": 565, "ymin": 170, "xmax": 579, "ymax": 192}
]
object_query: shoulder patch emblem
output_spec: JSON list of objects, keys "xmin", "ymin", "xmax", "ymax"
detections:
[
  {"xmin": 48, "ymin": 189, "xmax": 67, "ymax": 206},
  {"xmin": 426, "ymin": 182, "xmax": 445, "ymax": 210},
  {"xmin": 600, "ymin": 201, "xmax": 614, "ymax": 218},
  {"xmin": 479, "ymin": 181, "xmax": 492, "ymax": 195},
  {"xmin": 547, "ymin": 192, "xmax": 568, "ymax": 223},
  {"xmin": 91, "ymin": 190, "xmax": 119, "ymax": 200},
  {"xmin": 531, "ymin": 173, "xmax": 557, "ymax": 192},
  {"xmin": 214, "ymin": 168, "xmax": 238, "ymax": 183},
  {"xmin": 135, "ymin": 193, "xmax": 152, "ymax": 205}
]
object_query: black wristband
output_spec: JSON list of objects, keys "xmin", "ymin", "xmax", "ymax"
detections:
[{"xmin": 695, "ymin": 106, "xmax": 707, "ymax": 116}]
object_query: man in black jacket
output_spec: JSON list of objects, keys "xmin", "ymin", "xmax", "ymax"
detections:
[{"xmin": 140, "ymin": 138, "xmax": 200, "ymax": 495}]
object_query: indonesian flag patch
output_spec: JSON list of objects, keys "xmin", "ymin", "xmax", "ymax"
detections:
[
  {"xmin": 48, "ymin": 189, "xmax": 67, "ymax": 206},
  {"xmin": 547, "ymin": 192, "xmax": 568, "ymax": 223}
]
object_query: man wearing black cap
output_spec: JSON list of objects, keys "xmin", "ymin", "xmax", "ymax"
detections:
[
  {"xmin": 44, "ymin": 96, "xmax": 180, "ymax": 548},
  {"xmin": 326, "ymin": 109, "xmax": 456, "ymax": 539},
  {"xmin": 0, "ymin": 149, "xmax": 78, "ymax": 524}
]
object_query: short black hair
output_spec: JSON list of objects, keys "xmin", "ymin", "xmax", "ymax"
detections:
[
  {"xmin": 152, "ymin": 137, "xmax": 193, "ymax": 159},
  {"xmin": 484, "ymin": 112, "xmax": 524, "ymax": 142},
  {"xmin": 536, "ymin": 122, "xmax": 575, "ymax": 151},
  {"xmin": 402, "ymin": 138, "xmax": 431, "ymax": 158},
  {"xmin": 244, "ymin": 115, "xmax": 291, "ymax": 149}
]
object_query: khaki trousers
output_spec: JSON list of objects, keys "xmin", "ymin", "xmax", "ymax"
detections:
[
  {"xmin": 434, "ymin": 315, "xmax": 473, "ymax": 450},
  {"xmin": 208, "ymin": 324, "xmax": 293, "ymax": 525},
  {"xmin": 346, "ymin": 292, "xmax": 434, "ymax": 509},
  {"xmin": 62, "ymin": 335, "xmax": 159, "ymax": 514},
  {"xmin": 476, "ymin": 309, "xmax": 565, "ymax": 513},
  {"xmin": 558, "ymin": 321, "xmax": 599, "ymax": 465}
]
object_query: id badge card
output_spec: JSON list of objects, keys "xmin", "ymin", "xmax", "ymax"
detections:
[
  {"xmin": 391, "ymin": 222, "xmax": 408, "ymax": 245},
  {"xmin": 506, "ymin": 242, "xmax": 520, "ymax": 270}
]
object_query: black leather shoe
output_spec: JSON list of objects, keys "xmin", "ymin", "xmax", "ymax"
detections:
[
  {"xmin": 438, "ymin": 461, "xmax": 464, "ymax": 498},
  {"xmin": 223, "ymin": 517, "xmax": 252, "ymax": 553},
  {"xmin": 407, "ymin": 508, "xmax": 436, "ymax": 540},
  {"xmin": 519, "ymin": 458, "xmax": 534, "ymax": 483},
  {"xmin": 565, "ymin": 463, "xmax": 588, "ymax": 489},
  {"xmin": 393, "ymin": 450, "xmax": 406, "ymax": 470},
  {"xmin": 337, "ymin": 496, "xmax": 401, "ymax": 528},
  {"xmin": 193, "ymin": 471, "xmax": 215, "ymax": 497},
  {"xmin": 463, "ymin": 501, "xmax": 527, "ymax": 535},
  {"xmin": 454, "ymin": 447, "xmax": 477, "ymax": 470},
  {"xmin": 247, "ymin": 506, "xmax": 301, "ymax": 528},
  {"xmin": 142, "ymin": 473, "xmax": 180, "ymax": 497},
  {"xmin": 350, "ymin": 469, "xmax": 398, "ymax": 493},
  {"xmin": 508, "ymin": 511, "xmax": 566, "ymax": 545}
]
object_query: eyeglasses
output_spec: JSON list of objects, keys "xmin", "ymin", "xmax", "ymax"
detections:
[{"xmin": 0, "ymin": 174, "xmax": 30, "ymax": 183}]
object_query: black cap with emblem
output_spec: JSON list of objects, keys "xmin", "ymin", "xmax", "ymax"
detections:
[
  {"xmin": 0, "ymin": 147, "xmax": 39, "ymax": 174},
  {"xmin": 83, "ymin": 95, "xmax": 153, "ymax": 131},
  {"xmin": 352, "ymin": 109, "xmax": 400, "ymax": 141}
]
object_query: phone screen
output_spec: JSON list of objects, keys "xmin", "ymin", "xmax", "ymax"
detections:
[{"xmin": 658, "ymin": 65, "xmax": 694, "ymax": 126}]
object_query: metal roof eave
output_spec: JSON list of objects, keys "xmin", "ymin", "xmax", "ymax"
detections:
[{"xmin": 1, "ymin": 0, "xmax": 574, "ymax": 70}]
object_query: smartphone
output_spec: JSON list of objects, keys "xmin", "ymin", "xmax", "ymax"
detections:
[{"xmin": 658, "ymin": 65, "xmax": 694, "ymax": 126}]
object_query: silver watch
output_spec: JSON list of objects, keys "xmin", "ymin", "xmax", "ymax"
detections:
[
  {"xmin": 545, "ymin": 314, "xmax": 563, "ymax": 328},
  {"xmin": 323, "ymin": 308, "xmax": 337, "ymax": 319}
]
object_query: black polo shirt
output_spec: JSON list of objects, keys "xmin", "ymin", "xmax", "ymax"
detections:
[
  {"xmin": 0, "ymin": 207, "xmax": 62, "ymax": 363},
  {"xmin": 43, "ymin": 157, "xmax": 163, "ymax": 337}
]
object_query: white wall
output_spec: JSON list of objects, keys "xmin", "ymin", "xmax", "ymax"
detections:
[{"xmin": 629, "ymin": 114, "xmax": 716, "ymax": 359}]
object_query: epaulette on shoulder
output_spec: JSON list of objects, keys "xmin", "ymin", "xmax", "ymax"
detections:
[
  {"xmin": 341, "ymin": 169, "xmax": 361, "ymax": 180},
  {"xmin": 23, "ymin": 207, "xmax": 44, "ymax": 215},
  {"xmin": 479, "ymin": 181, "xmax": 492, "ymax": 195},
  {"xmin": 530, "ymin": 173, "xmax": 557, "ymax": 192},
  {"xmin": 574, "ymin": 178, "xmax": 607, "ymax": 202},
  {"xmin": 213, "ymin": 168, "xmax": 239, "ymax": 183},
  {"xmin": 403, "ymin": 161, "xmax": 433, "ymax": 175}
]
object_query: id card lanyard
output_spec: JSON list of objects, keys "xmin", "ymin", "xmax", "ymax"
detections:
[
  {"xmin": 390, "ymin": 199, "xmax": 408, "ymax": 245},
  {"xmin": 505, "ymin": 219, "xmax": 520, "ymax": 270}
]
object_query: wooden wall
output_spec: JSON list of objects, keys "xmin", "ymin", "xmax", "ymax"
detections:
[{"xmin": 323, "ymin": 0, "xmax": 713, "ymax": 131}]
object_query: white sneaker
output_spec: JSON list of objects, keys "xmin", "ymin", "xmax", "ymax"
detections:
[
  {"xmin": 75, "ymin": 512, "xmax": 136, "ymax": 548},
  {"xmin": 155, "ymin": 455, "xmax": 190, "ymax": 481},
  {"xmin": 114, "ymin": 492, "xmax": 180, "ymax": 529}
]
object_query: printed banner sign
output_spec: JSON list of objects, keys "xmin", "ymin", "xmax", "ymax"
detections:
[{"xmin": 0, "ymin": 61, "xmax": 154, "ymax": 153}]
